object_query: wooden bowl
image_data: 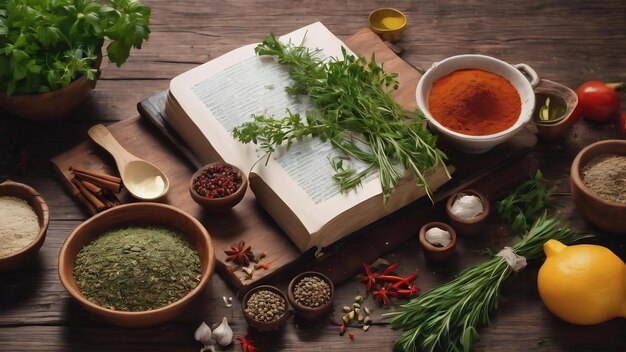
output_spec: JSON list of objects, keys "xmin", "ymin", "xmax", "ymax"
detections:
[
  {"xmin": 532, "ymin": 79, "xmax": 579, "ymax": 140},
  {"xmin": 287, "ymin": 271, "xmax": 334, "ymax": 322},
  {"xmin": 0, "ymin": 55, "xmax": 101, "ymax": 120},
  {"xmin": 368, "ymin": 8, "xmax": 407, "ymax": 42},
  {"xmin": 419, "ymin": 222, "xmax": 457, "ymax": 262},
  {"xmin": 189, "ymin": 162, "xmax": 248, "ymax": 212},
  {"xmin": 445, "ymin": 189, "xmax": 490, "ymax": 236},
  {"xmin": 58, "ymin": 203, "xmax": 215, "ymax": 327},
  {"xmin": 0, "ymin": 180, "xmax": 49, "ymax": 272},
  {"xmin": 571, "ymin": 140, "xmax": 626, "ymax": 233},
  {"xmin": 242, "ymin": 285, "xmax": 291, "ymax": 331}
]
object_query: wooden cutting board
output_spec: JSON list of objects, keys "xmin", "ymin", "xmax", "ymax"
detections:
[{"xmin": 52, "ymin": 28, "xmax": 538, "ymax": 294}]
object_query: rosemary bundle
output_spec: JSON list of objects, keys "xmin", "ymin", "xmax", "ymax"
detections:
[
  {"xmin": 232, "ymin": 34, "xmax": 448, "ymax": 200},
  {"xmin": 385, "ymin": 214, "xmax": 587, "ymax": 352}
]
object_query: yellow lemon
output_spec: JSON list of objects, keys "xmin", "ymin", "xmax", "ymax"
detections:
[{"xmin": 537, "ymin": 239, "xmax": 626, "ymax": 325}]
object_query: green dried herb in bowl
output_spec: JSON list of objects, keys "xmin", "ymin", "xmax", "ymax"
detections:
[{"xmin": 73, "ymin": 225, "xmax": 201, "ymax": 312}]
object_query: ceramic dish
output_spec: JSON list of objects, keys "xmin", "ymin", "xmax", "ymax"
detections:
[
  {"xmin": 190, "ymin": 162, "xmax": 248, "ymax": 212},
  {"xmin": 570, "ymin": 140, "xmax": 626, "ymax": 233},
  {"xmin": 368, "ymin": 8, "xmax": 407, "ymax": 42},
  {"xmin": 0, "ymin": 180, "xmax": 49, "ymax": 272},
  {"xmin": 419, "ymin": 222, "xmax": 457, "ymax": 262},
  {"xmin": 58, "ymin": 203, "xmax": 215, "ymax": 327},
  {"xmin": 416, "ymin": 54, "xmax": 539, "ymax": 153},
  {"xmin": 445, "ymin": 189, "xmax": 490, "ymax": 236},
  {"xmin": 532, "ymin": 79, "xmax": 579, "ymax": 140},
  {"xmin": 287, "ymin": 271, "xmax": 334, "ymax": 321}
]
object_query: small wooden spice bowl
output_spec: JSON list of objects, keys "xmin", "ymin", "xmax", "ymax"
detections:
[
  {"xmin": 189, "ymin": 161, "xmax": 248, "ymax": 212},
  {"xmin": 570, "ymin": 139, "xmax": 626, "ymax": 233},
  {"xmin": 419, "ymin": 222, "xmax": 457, "ymax": 262},
  {"xmin": 58, "ymin": 203, "xmax": 215, "ymax": 327},
  {"xmin": 368, "ymin": 8, "xmax": 407, "ymax": 42},
  {"xmin": 287, "ymin": 271, "xmax": 334, "ymax": 322},
  {"xmin": 532, "ymin": 79, "xmax": 579, "ymax": 141},
  {"xmin": 0, "ymin": 180, "xmax": 49, "ymax": 272},
  {"xmin": 242, "ymin": 285, "xmax": 291, "ymax": 331},
  {"xmin": 445, "ymin": 189, "xmax": 490, "ymax": 236}
]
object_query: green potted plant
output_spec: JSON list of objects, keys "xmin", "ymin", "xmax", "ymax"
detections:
[{"xmin": 0, "ymin": 0, "xmax": 151, "ymax": 120}]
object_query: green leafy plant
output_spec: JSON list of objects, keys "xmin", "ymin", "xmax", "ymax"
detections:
[
  {"xmin": 496, "ymin": 170, "xmax": 560, "ymax": 235},
  {"xmin": 0, "ymin": 0, "xmax": 150, "ymax": 96},
  {"xmin": 232, "ymin": 34, "xmax": 448, "ymax": 201}
]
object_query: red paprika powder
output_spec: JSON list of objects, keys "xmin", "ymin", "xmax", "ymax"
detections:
[{"xmin": 428, "ymin": 69, "xmax": 521, "ymax": 136}]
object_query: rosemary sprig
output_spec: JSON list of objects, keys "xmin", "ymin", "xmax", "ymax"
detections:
[
  {"xmin": 231, "ymin": 34, "xmax": 448, "ymax": 201},
  {"xmin": 496, "ymin": 170, "xmax": 560, "ymax": 235},
  {"xmin": 385, "ymin": 213, "xmax": 588, "ymax": 352}
]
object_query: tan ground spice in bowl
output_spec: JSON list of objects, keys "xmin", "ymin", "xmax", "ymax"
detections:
[
  {"xmin": 0, "ymin": 196, "xmax": 40, "ymax": 257},
  {"xmin": 581, "ymin": 153, "xmax": 626, "ymax": 203}
]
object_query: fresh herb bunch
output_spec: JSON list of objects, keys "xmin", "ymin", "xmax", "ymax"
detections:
[
  {"xmin": 0, "ymin": 0, "xmax": 150, "ymax": 96},
  {"xmin": 496, "ymin": 170, "xmax": 560, "ymax": 235},
  {"xmin": 232, "ymin": 34, "xmax": 448, "ymax": 201},
  {"xmin": 385, "ymin": 213, "xmax": 588, "ymax": 352}
]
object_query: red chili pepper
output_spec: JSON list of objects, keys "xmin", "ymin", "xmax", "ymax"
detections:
[
  {"xmin": 349, "ymin": 332, "xmax": 355, "ymax": 340},
  {"xmin": 339, "ymin": 323, "xmax": 346, "ymax": 336},
  {"xmin": 373, "ymin": 283, "xmax": 399, "ymax": 305},
  {"xmin": 394, "ymin": 285, "xmax": 420, "ymax": 297},
  {"xmin": 380, "ymin": 262, "xmax": 400, "ymax": 275},
  {"xmin": 356, "ymin": 262, "xmax": 377, "ymax": 290},
  {"xmin": 389, "ymin": 273, "xmax": 418, "ymax": 289},
  {"xmin": 236, "ymin": 335, "xmax": 256, "ymax": 352}
]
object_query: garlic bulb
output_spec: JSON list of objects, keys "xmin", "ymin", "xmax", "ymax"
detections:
[
  {"xmin": 451, "ymin": 194, "xmax": 483, "ymax": 219},
  {"xmin": 194, "ymin": 322, "xmax": 215, "ymax": 352},
  {"xmin": 425, "ymin": 227, "xmax": 451, "ymax": 247},
  {"xmin": 212, "ymin": 316, "xmax": 233, "ymax": 347}
]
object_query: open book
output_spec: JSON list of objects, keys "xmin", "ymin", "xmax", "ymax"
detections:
[{"xmin": 165, "ymin": 22, "xmax": 451, "ymax": 252}]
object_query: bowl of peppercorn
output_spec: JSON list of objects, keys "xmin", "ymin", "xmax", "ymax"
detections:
[
  {"xmin": 242, "ymin": 285, "xmax": 291, "ymax": 331},
  {"xmin": 287, "ymin": 271, "xmax": 334, "ymax": 322},
  {"xmin": 190, "ymin": 162, "xmax": 248, "ymax": 212}
]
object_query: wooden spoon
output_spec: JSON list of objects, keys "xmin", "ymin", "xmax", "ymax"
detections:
[{"xmin": 88, "ymin": 124, "xmax": 169, "ymax": 200}]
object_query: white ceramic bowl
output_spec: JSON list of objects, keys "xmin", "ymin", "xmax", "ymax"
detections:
[{"xmin": 416, "ymin": 54, "xmax": 539, "ymax": 153}]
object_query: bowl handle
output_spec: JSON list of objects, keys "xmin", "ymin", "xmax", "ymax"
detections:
[{"xmin": 513, "ymin": 63, "xmax": 540, "ymax": 88}]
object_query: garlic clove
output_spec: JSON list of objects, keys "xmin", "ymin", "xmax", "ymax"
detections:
[
  {"xmin": 194, "ymin": 322, "xmax": 213, "ymax": 348},
  {"xmin": 212, "ymin": 316, "xmax": 233, "ymax": 347}
]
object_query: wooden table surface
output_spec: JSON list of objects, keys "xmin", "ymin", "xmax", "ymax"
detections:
[{"xmin": 1, "ymin": 0, "xmax": 625, "ymax": 351}]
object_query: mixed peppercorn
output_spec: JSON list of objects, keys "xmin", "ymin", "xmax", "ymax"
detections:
[{"xmin": 192, "ymin": 164, "xmax": 243, "ymax": 199}]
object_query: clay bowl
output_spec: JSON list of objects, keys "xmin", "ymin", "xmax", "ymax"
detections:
[
  {"xmin": 58, "ymin": 203, "xmax": 215, "ymax": 327},
  {"xmin": 287, "ymin": 271, "xmax": 334, "ymax": 322},
  {"xmin": 0, "ymin": 55, "xmax": 101, "ymax": 120},
  {"xmin": 242, "ymin": 285, "xmax": 291, "ymax": 331},
  {"xmin": 368, "ymin": 8, "xmax": 407, "ymax": 42},
  {"xmin": 189, "ymin": 162, "xmax": 248, "ymax": 212},
  {"xmin": 446, "ymin": 189, "xmax": 490, "ymax": 236},
  {"xmin": 571, "ymin": 140, "xmax": 626, "ymax": 233},
  {"xmin": 532, "ymin": 79, "xmax": 579, "ymax": 141},
  {"xmin": 0, "ymin": 180, "xmax": 49, "ymax": 272},
  {"xmin": 419, "ymin": 222, "xmax": 457, "ymax": 262}
]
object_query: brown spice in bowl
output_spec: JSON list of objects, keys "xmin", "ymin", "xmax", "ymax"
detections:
[
  {"xmin": 581, "ymin": 154, "xmax": 626, "ymax": 203},
  {"xmin": 0, "ymin": 196, "xmax": 40, "ymax": 257},
  {"xmin": 244, "ymin": 289, "xmax": 287, "ymax": 322}
]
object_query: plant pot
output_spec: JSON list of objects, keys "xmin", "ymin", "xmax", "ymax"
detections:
[{"xmin": 0, "ymin": 55, "xmax": 102, "ymax": 121}]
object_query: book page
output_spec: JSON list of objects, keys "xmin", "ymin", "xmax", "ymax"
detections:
[{"xmin": 169, "ymin": 22, "xmax": 384, "ymax": 233}]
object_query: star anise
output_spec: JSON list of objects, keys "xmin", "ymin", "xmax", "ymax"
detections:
[{"xmin": 224, "ymin": 241, "xmax": 255, "ymax": 266}]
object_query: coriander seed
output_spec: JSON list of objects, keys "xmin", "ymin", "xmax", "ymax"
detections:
[
  {"xmin": 292, "ymin": 275, "xmax": 331, "ymax": 308},
  {"xmin": 244, "ymin": 289, "xmax": 286, "ymax": 322}
]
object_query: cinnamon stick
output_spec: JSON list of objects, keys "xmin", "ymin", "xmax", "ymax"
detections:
[
  {"xmin": 70, "ymin": 167, "xmax": 122, "ymax": 184},
  {"xmin": 68, "ymin": 183, "xmax": 97, "ymax": 215},
  {"xmin": 80, "ymin": 180, "xmax": 103, "ymax": 196},
  {"xmin": 71, "ymin": 178, "xmax": 106, "ymax": 211},
  {"xmin": 73, "ymin": 172, "xmax": 122, "ymax": 193}
]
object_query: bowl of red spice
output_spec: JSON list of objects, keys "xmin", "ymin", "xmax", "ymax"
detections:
[
  {"xmin": 416, "ymin": 54, "xmax": 539, "ymax": 153},
  {"xmin": 0, "ymin": 180, "xmax": 49, "ymax": 272},
  {"xmin": 570, "ymin": 139, "xmax": 626, "ymax": 233},
  {"xmin": 190, "ymin": 162, "xmax": 248, "ymax": 212}
]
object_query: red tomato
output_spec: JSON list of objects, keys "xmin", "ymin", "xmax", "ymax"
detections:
[
  {"xmin": 620, "ymin": 112, "xmax": 626, "ymax": 136},
  {"xmin": 575, "ymin": 81, "xmax": 621, "ymax": 122}
]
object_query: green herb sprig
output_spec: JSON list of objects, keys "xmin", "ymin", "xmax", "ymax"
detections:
[
  {"xmin": 496, "ymin": 170, "xmax": 560, "ymax": 235},
  {"xmin": 0, "ymin": 0, "xmax": 150, "ymax": 96},
  {"xmin": 232, "ymin": 34, "xmax": 448, "ymax": 201},
  {"xmin": 385, "ymin": 213, "xmax": 588, "ymax": 352}
]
